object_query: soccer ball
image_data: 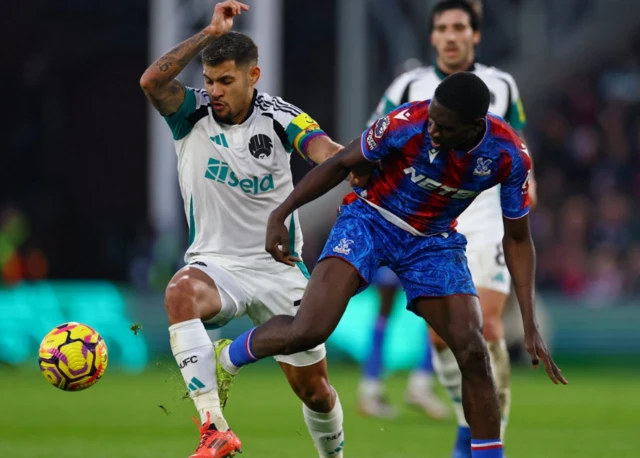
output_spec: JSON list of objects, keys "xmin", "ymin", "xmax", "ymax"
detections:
[{"xmin": 38, "ymin": 322, "xmax": 108, "ymax": 391}]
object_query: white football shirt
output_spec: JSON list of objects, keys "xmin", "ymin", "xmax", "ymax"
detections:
[{"xmin": 164, "ymin": 88, "xmax": 326, "ymax": 270}]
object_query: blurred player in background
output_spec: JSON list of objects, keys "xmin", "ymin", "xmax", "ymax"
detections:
[
  {"xmin": 358, "ymin": 1, "xmax": 538, "ymax": 456},
  {"xmin": 140, "ymin": 2, "xmax": 345, "ymax": 457}
]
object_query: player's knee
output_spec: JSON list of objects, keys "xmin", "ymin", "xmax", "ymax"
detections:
[
  {"xmin": 482, "ymin": 315, "xmax": 504, "ymax": 342},
  {"xmin": 452, "ymin": 330, "xmax": 490, "ymax": 378},
  {"xmin": 296, "ymin": 377, "xmax": 334, "ymax": 413},
  {"xmin": 164, "ymin": 276, "xmax": 198, "ymax": 322}
]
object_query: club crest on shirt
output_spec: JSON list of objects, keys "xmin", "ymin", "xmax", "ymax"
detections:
[
  {"xmin": 249, "ymin": 134, "xmax": 273, "ymax": 159},
  {"xmin": 473, "ymin": 157, "xmax": 492, "ymax": 177},
  {"xmin": 333, "ymin": 238, "xmax": 354, "ymax": 255}
]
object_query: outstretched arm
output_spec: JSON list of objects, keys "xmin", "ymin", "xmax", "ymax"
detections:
[
  {"xmin": 139, "ymin": 1, "xmax": 248, "ymax": 116},
  {"xmin": 503, "ymin": 216, "xmax": 566, "ymax": 384},
  {"xmin": 265, "ymin": 138, "xmax": 374, "ymax": 264},
  {"xmin": 275, "ymin": 138, "xmax": 370, "ymax": 219},
  {"xmin": 304, "ymin": 136, "xmax": 343, "ymax": 165}
]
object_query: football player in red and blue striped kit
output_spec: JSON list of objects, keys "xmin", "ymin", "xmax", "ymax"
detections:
[{"xmin": 216, "ymin": 71, "xmax": 567, "ymax": 458}]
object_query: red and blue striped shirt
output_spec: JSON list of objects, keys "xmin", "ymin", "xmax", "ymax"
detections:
[{"xmin": 356, "ymin": 100, "xmax": 531, "ymax": 235}]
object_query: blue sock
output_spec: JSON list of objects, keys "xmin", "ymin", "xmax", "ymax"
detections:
[
  {"xmin": 417, "ymin": 330, "xmax": 434, "ymax": 373},
  {"xmin": 452, "ymin": 426, "xmax": 472, "ymax": 458},
  {"xmin": 471, "ymin": 438, "xmax": 503, "ymax": 458},
  {"xmin": 228, "ymin": 327, "xmax": 259, "ymax": 368},
  {"xmin": 363, "ymin": 315, "xmax": 387, "ymax": 379}
]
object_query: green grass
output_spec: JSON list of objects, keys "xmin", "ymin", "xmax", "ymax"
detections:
[{"xmin": 1, "ymin": 362, "xmax": 638, "ymax": 457}]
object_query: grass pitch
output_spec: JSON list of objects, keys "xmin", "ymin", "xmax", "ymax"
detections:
[{"xmin": 0, "ymin": 361, "xmax": 638, "ymax": 457}]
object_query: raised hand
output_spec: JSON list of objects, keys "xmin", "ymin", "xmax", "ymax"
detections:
[{"xmin": 206, "ymin": 1, "xmax": 250, "ymax": 37}]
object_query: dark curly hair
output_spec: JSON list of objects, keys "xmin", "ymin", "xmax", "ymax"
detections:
[
  {"xmin": 430, "ymin": 0, "xmax": 483, "ymax": 32},
  {"xmin": 201, "ymin": 31, "xmax": 258, "ymax": 67},
  {"xmin": 434, "ymin": 72, "xmax": 490, "ymax": 121}
]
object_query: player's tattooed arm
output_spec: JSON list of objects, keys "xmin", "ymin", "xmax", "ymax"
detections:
[
  {"xmin": 139, "ymin": 1, "xmax": 249, "ymax": 116},
  {"xmin": 139, "ymin": 33, "xmax": 209, "ymax": 115},
  {"xmin": 265, "ymin": 138, "xmax": 375, "ymax": 265},
  {"xmin": 503, "ymin": 216, "xmax": 567, "ymax": 385}
]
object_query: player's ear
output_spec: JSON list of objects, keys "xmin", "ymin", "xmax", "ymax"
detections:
[
  {"xmin": 472, "ymin": 30, "xmax": 481, "ymax": 46},
  {"xmin": 474, "ymin": 117, "xmax": 485, "ymax": 133},
  {"xmin": 248, "ymin": 65, "xmax": 261, "ymax": 87}
]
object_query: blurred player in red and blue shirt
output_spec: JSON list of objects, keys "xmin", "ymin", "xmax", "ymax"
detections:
[{"xmin": 216, "ymin": 72, "xmax": 567, "ymax": 458}]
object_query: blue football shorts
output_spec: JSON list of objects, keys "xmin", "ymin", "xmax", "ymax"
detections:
[{"xmin": 318, "ymin": 198, "xmax": 477, "ymax": 312}]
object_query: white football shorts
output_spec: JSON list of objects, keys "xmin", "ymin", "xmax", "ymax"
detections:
[
  {"xmin": 186, "ymin": 256, "xmax": 326, "ymax": 367},
  {"xmin": 466, "ymin": 243, "xmax": 511, "ymax": 295}
]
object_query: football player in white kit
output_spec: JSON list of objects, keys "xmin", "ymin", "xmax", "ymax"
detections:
[
  {"xmin": 356, "ymin": 1, "xmax": 537, "ymax": 456},
  {"xmin": 140, "ymin": 2, "xmax": 345, "ymax": 457}
]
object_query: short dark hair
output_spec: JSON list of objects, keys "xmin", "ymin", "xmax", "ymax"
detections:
[
  {"xmin": 430, "ymin": 0, "xmax": 482, "ymax": 32},
  {"xmin": 201, "ymin": 31, "xmax": 258, "ymax": 67},
  {"xmin": 434, "ymin": 72, "xmax": 490, "ymax": 121}
]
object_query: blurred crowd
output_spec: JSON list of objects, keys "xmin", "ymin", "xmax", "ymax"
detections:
[
  {"xmin": 530, "ymin": 38, "xmax": 640, "ymax": 302},
  {"xmin": 0, "ymin": 204, "xmax": 48, "ymax": 284}
]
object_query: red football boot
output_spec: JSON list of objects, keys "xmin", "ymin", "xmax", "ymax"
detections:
[{"xmin": 189, "ymin": 412, "xmax": 242, "ymax": 458}]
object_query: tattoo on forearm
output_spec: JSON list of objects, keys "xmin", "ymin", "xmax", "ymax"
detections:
[
  {"xmin": 151, "ymin": 31, "xmax": 212, "ymax": 81},
  {"xmin": 156, "ymin": 58, "xmax": 173, "ymax": 73},
  {"xmin": 142, "ymin": 30, "xmax": 213, "ymax": 114}
]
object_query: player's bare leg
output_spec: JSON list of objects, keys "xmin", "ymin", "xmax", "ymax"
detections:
[
  {"xmin": 280, "ymin": 360, "xmax": 345, "ymax": 458},
  {"xmin": 358, "ymin": 282, "xmax": 399, "ymax": 418},
  {"xmin": 216, "ymin": 257, "xmax": 361, "ymax": 455},
  {"xmin": 477, "ymin": 288, "xmax": 511, "ymax": 439},
  {"xmin": 165, "ymin": 267, "xmax": 241, "ymax": 458},
  {"xmin": 413, "ymin": 295, "xmax": 503, "ymax": 457},
  {"xmin": 430, "ymin": 328, "xmax": 473, "ymax": 458},
  {"xmin": 431, "ymin": 288, "xmax": 509, "ymax": 457},
  {"xmin": 221, "ymin": 257, "xmax": 360, "ymax": 361}
]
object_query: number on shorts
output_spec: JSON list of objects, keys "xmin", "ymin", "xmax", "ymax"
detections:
[{"xmin": 495, "ymin": 243, "xmax": 505, "ymax": 266}]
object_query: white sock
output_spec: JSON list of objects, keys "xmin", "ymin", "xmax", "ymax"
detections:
[
  {"xmin": 407, "ymin": 370, "xmax": 436, "ymax": 393},
  {"xmin": 169, "ymin": 319, "xmax": 229, "ymax": 431},
  {"xmin": 358, "ymin": 377, "xmax": 383, "ymax": 398},
  {"xmin": 432, "ymin": 347, "xmax": 468, "ymax": 427},
  {"xmin": 303, "ymin": 388, "xmax": 345, "ymax": 458},
  {"xmin": 218, "ymin": 343, "xmax": 240, "ymax": 375},
  {"xmin": 488, "ymin": 339, "xmax": 511, "ymax": 440}
]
